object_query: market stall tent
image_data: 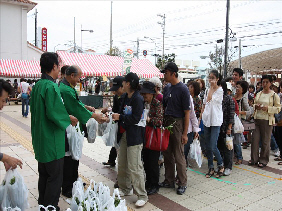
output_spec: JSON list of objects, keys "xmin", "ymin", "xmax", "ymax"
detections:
[
  {"xmin": 0, "ymin": 59, "xmax": 41, "ymax": 78},
  {"xmin": 57, "ymin": 51, "xmax": 163, "ymax": 78}
]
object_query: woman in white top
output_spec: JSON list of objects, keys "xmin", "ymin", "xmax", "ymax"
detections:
[
  {"xmin": 201, "ymin": 70, "xmax": 224, "ymax": 178},
  {"xmin": 250, "ymin": 75, "xmax": 281, "ymax": 168}
]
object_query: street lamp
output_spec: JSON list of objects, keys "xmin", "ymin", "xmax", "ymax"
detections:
[
  {"xmin": 81, "ymin": 24, "xmax": 94, "ymax": 51},
  {"xmin": 144, "ymin": 36, "xmax": 157, "ymax": 65}
]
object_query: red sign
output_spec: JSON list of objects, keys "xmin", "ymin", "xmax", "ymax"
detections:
[{"xmin": 41, "ymin": 28, "xmax": 47, "ymax": 51}]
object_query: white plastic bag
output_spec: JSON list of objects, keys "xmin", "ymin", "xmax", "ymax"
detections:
[
  {"xmin": 86, "ymin": 118, "xmax": 98, "ymax": 143},
  {"xmin": 0, "ymin": 172, "xmax": 8, "ymax": 203},
  {"xmin": 101, "ymin": 115, "xmax": 118, "ymax": 147},
  {"xmin": 68, "ymin": 123, "xmax": 84, "ymax": 160},
  {"xmin": 1, "ymin": 169, "xmax": 29, "ymax": 211},
  {"xmin": 189, "ymin": 139, "xmax": 203, "ymax": 168},
  {"xmin": 225, "ymin": 135, "xmax": 233, "ymax": 150},
  {"xmin": 3, "ymin": 207, "xmax": 21, "ymax": 211},
  {"xmin": 97, "ymin": 122, "xmax": 107, "ymax": 136},
  {"xmin": 234, "ymin": 114, "xmax": 244, "ymax": 133},
  {"xmin": 38, "ymin": 205, "xmax": 56, "ymax": 211}
]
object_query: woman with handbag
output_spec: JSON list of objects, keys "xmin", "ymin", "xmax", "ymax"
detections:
[
  {"xmin": 112, "ymin": 73, "xmax": 148, "ymax": 207},
  {"xmin": 234, "ymin": 80, "xmax": 251, "ymax": 165},
  {"xmin": 201, "ymin": 70, "xmax": 224, "ymax": 178},
  {"xmin": 140, "ymin": 81, "xmax": 163, "ymax": 195},
  {"xmin": 250, "ymin": 75, "xmax": 281, "ymax": 168}
]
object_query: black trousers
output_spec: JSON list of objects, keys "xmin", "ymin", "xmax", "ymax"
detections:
[
  {"xmin": 217, "ymin": 132, "xmax": 233, "ymax": 170},
  {"xmin": 62, "ymin": 156, "xmax": 79, "ymax": 193},
  {"xmin": 273, "ymin": 126, "xmax": 282, "ymax": 157},
  {"xmin": 143, "ymin": 148, "xmax": 160, "ymax": 188},
  {"xmin": 38, "ymin": 158, "xmax": 64, "ymax": 208},
  {"xmin": 108, "ymin": 147, "xmax": 117, "ymax": 164}
]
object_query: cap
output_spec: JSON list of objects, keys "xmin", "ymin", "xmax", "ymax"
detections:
[
  {"xmin": 226, "ymin": 82, "xmax": 232, "ymax": 91},
  {"xmin": 161, "ymin": 62, "xmax": 178, "ymax": 73},
  {"xmin": 124, "ymin": 72, "xmax": 139, "ymax": 88},
  {"xmin": 109, "ymin": 76, "xmax": 125, "ymax": 91},
  {"xmin": 273, "ymin": 82, "xmax": 279, "ymax": 88},
  {"xmin": 140, "ymin": 81, "xmax": 156, "ymax": 94}
]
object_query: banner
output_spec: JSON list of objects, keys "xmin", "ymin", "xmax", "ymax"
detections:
[
  {"xmin": 122, "ymin": 49, "xmax": 133, "ymax": 75},
  {"xmin": 41, "ymin": 27, "xmax": 47, "ymax": 51}
]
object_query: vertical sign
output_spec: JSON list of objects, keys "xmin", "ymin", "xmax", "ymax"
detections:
[
  {"xmin": 122, "ymin": 49, "xmax": 133, "ymax": 75},
  {"xmin": 41, "ymin": 27, "xmax": 47, "ymax": 51}
]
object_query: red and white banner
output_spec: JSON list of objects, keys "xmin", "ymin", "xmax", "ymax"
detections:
[{"xmin": 41, "ymin": 27, "xmax": 47, "ymax": 51}]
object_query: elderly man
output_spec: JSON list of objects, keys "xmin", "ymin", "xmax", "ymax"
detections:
[{"xmin": 59, "ymin": 65, "xmax": 106, "ymax": 198}]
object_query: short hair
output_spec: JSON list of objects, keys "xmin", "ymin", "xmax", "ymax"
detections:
[
  {"xmin": 0, "ymin": 79, "xmax": 14, "ymax": 97},
  {"xmin": 61, "ymin": 65, "xmax": 70, "ymax": 75},
  {"xmin": 65, "ymin": 66, "xmax": 79, "ymax": 76},
  {"xmin": 233, "ymin": 68, "xmax": 244, "ymax": 77},
  {"xmin": 196, "ymin": 78, "xmax": 206, "ymax": 91},
  {"xmin": 40, "ymin": 52, "xmax": 59, "ymax": 74},
  {"xmin": 188, "ymin": 81, "xmax": 201, "ymax": 96},
  {"xmin": 236, "ymin": 80, "xmax": 249, "ymax": 94},
  {"xmin": 261, "ymin": 75, "xmax": 273, "ymax": 83},
  {"xmin": 225, "ymin": 76, "xmax": 233, "ymax": 82},
  {"xmin": 20, "ymin": 78, "xmax": 25, "ymax": 82},
  {"xmin": 249, "ymin": 84, "xmax": 255, "ymax": 90}
]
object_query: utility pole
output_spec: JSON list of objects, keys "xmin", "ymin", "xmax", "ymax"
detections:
[
  {"xmin": 239, "ymin": 39, "xmax": 242, "ymax": 69},
  {"xmin": 158, "ymin": 14, "xmax": 166, "ymax": 68},
  {"xmin": 224, "ymin": 0, "xmax": 230, "ymax": 78},
  {"xmin": 110, "ymin": 1, "xmax": 113, "ymax": 56},
  {"xmin": 74, "ymin": 17, "xmax": 76, "ymax": 53},
  {"xmin": 136, "ymin": 38, "xmax": 139, "ymax": 59},
  {"xmin": 34, "ymin": 9, "xmax": 38, "ymax": 47}
]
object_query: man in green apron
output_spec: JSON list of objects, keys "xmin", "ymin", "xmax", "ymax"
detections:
[
  {"xmin": 30, "ymin": 52, "xmax": 77, "ymax": 210},
  {"xmin": 59, "ymin": 65, "xmax": 106, "ymax": 198}
]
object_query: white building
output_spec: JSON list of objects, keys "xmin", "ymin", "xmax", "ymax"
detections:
[{"xmin": 0, "ymin": 0, "xmax": 43, "ymax": 60}]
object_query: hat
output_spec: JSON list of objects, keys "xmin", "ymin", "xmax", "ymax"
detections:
[
  {"xmin": 273, "ymin": 82, "xmax": 279, "ymax": 88},
  {"xmin": 161, "ymin": 62, "xmax": 178, "ymax": 73},
  {"xmin": 109, "ymin": 76, "xmax": 125, "ymax": 91},
  {"xmin": 226, "ymin": 82, "xmax": 232, "ymax": 91},
  {"xmin": 124, "ymin": 72, "xmax": 139, "ymax": 88},
  {"xmin": 140, "ymin": 81, "xmax": 156, "ymax": 94}
]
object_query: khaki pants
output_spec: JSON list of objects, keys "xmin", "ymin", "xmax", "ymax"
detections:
[
  {"xmin": 163, "ymin": 117, "xmax": 187, "ymax": 186},
  {"xmin": 117, "ymin": 132, "xmax": 148, "ymax": 201},
  {"xmin": 251, "ymin": 119, "xmax": 273, "ymax": 165}
]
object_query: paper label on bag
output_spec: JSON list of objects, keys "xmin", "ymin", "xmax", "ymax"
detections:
[{"xmin": 136, "ymin": 109, "xmax": 149, "ymax": 127}]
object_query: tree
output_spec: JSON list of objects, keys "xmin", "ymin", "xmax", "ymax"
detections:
[
  {"xmin": 156, "ymin": 53, "xmax": 176, "ymax": 69},
  {"xmin": 208, "ymin": 45, "xmax": 237, "ymax": 76},
  {"xmin": 106, "ymin": 46, "xmax": 122, "ymax": 56}
]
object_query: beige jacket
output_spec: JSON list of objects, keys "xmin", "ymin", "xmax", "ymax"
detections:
[{"xmin": 253, "ymin": 90, "xmax": 281, "ymax": 125}]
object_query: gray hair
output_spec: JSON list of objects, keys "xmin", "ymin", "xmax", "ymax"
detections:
[{"xmin": 65, "ymin": 65, "xmax": 80, "ymax": 76}]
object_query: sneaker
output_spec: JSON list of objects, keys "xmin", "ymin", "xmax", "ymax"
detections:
[
  {"xmin": 158, "ymin": 181, "xmax": 175, "ymax": 188},
  {"xmin": 102, "ymin": 161, "xmax": 116, "ymax": 167},
  {"xmin": 273, "ymin": 149, "xmax": 280, "ymax": 157},
  {"xmin": 135, "ymin": 200, "xmax": 147, "ymax": 207},
  {"xmin": 176, "ymin": 186, "xmax": 187, "ymax": 195},
  {"xmin": 119, "ymin": 189, "xmax": 133, "ymax": 197},
  {"xmin": 223, "ymin": 168, "xmax": 232, "ymax": 176}
]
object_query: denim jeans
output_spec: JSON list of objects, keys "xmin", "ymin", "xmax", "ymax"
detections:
[
  {"xmin": 184, "ymin": 132, "xmax": 194, "ymax": 160},
  {"xmin": 22, "ymin": 98, "xmax": 29, "ymax": 117},
  {"xmin": 233, "ymin": 144, "xmax": 243, "ymax": 160},
  {"xmin": 204, "ymin": 126, "xmax": 223, "ymax": 169}
]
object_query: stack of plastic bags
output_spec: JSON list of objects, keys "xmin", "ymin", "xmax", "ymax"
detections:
[
  {"xmin": 70, "ymin": 178, "xmax": 127, "ymax": 211},
  {"xmin": 0, "ymin": 169, "xmax": 29, "ymax": 211}
]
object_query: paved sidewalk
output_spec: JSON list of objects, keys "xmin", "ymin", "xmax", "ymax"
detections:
[{"xmin": 1, "ymin": 104, "xmax": 282, "ymax": 211}]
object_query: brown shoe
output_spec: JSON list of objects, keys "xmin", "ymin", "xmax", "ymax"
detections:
[{"xmin": 235, "ymin": 159, "xmax": 242, "ymax": 165}]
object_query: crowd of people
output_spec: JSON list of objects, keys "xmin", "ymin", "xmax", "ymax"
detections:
[{"xmin": 0, "ymin": 52, "xmax": 282, "ymax": 210}]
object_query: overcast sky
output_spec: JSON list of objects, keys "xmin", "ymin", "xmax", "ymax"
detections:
[{"xmin": 27, "ymin": 0, "xmax": 282, "ymax": 67}]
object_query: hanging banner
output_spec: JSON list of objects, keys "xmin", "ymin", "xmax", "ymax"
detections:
[
  {"xmin": 122, "ymin": 49, "xmax": 133, "ymax": 75},
  {"xmin": 41, "ymin": 27, "xmax": 47, "ymax": 51}
]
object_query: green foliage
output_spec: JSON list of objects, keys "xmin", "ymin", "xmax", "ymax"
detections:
[
  {"xmin": 114, "ymin": 197, "xmax": 120, "ymax": 207},
  {"xmin": 156, "ymin": 53, "xmax": 176, "ymax": 69},
  {"xmin": 106, "ymin": 46, "xmax": 122, "ymax": 57},
  {"xmin": 10, "ymin": 177, "xmax": 15, "ymax": 185}
]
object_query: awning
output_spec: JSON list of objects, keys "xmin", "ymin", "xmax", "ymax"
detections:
[
  {"xmin": 57, "ymin": 51, "xmax": 163, "ymax": 78},
  {"xmin": 0, "ymin": 59, "xmax": 41, "ymax": 78}
]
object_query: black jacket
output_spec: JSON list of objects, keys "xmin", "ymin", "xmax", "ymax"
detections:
[{"xmin": 118, "ymin": 91, "xmax": 145, "ymax": 146}]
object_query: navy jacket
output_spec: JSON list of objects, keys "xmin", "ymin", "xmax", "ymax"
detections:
[{"xmin": 118, "ymin": 91, "xmax": 145, "ymax": 146}]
